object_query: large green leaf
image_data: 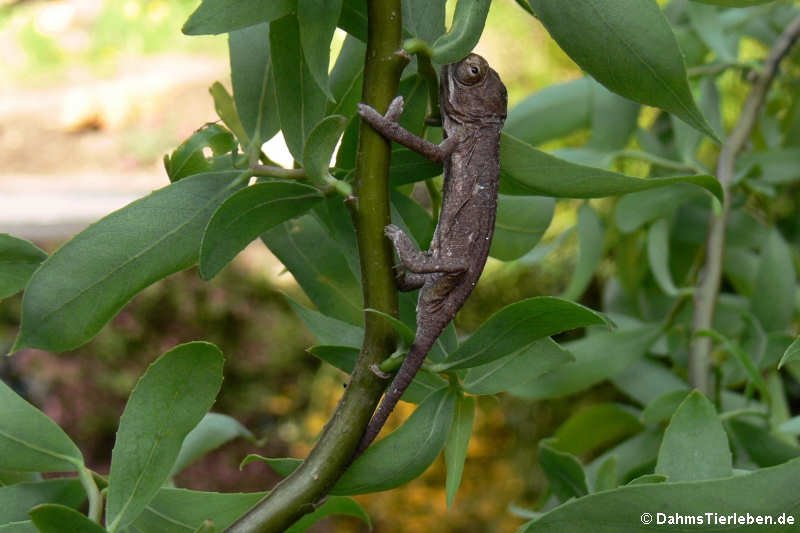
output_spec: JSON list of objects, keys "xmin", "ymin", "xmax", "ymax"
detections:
[
  {"xmin": 270, "ymin": 15, "xmax": 328, "ymax": 162},
  {"xmin": 432, "ymin": 297, "xmax": 608, "ymax": 371},
  {"xmin": 553, "ymin": 404, "xmax": 643, "ymax": 457},
  {"xmin": 562, "ymin": 203, "xmax": 604, "ymax": 300},
  {"xmin": 529, "ymin": 0, "xmax": 718, "ymax": 140},
  {"xmin": 332, "ymin": 387, "xmax": 455, "ymax": 494},
  {"xmin": 585, "ymin": 80, "xmax": 640, "ymax": 152},
  {"xmin": 106, "ymin": 343, "xmax": 224, "ymax": 532},
  {"xmin": 129, "ymin": 489, "xmax": 263, "ymax": 533},
  {"xmin": 499, "ymin": 133, "xmax": 722, "ymax": 201},
  {"xmin": 170, "ymin": 414, "xmax": 253, "ymax": 477},
  {"xmin": 727, "ymin": 418, "xmax": 800, "ymax": 468},
  {"xmin": 462, "ymin": 338, "xmax": 573, "ymax": 395},
  {"xmin": 303, "ymin": 115, "xmax": 349, "ymax": 189},
  {"xmin": 504, "ymin": 78, "xmax": 592, "ymax": 146},
  {"xmin": 298, "ymin": 0, "xmax": 342, "ymax": 99},
  {"xmin": 183, "ymin": 0, "xmax": 295, "ymax": 35},
  {"xmin": 444, "ymin": 394, "xmax": 474, "ymax": 507},
  {"xmin": 0, "ymin": 380, "xmax": 83, "ymax": 473},
  {"xmin": 12, "ymin": 171, "xmax": 244, "ymax": 353},
  {"xmin": 431, "ymin": 0, "xmax": 491, "ymax": 63},
  {"xmin": 263, "ymin": 215, "xmax": 363, "ymax": 325},
  {"xmin": 29, "ymin": 504, "xmax": 106, "ymax": 533},
  {"xmin": 691, "ymin": 0, "xmax": 778, "ymax": 6},
  {"xmin": 286, "ymin": 298, "xmax": 364, "ymax": 347},
  {"xmin": 0, "ymin": 480, "xmax": 84, "ymax": 524},
  {"xmin": 647, "ymin": 218, "xmax": 681, "ymax": 296},
  {"xmin": 655, "ymin": 391, "xmax": 732, "ymax": 481},
  {"xmin": 327, "ymin": 35, "xmax": 366, "ymax": 118},
  {"xmin": 199, "ymin": 182, "xmax": 322, "ymax": 279},
  {"xmin": 229, "ymin": 24, "xmax": 280, "ymax": 147},
  {"xmin": 751, "ymin": 229, "xmax": 795, "ymax": 331},
  {"xmin": 511, "ymin": 326, "xmax": 661, "ymax": 399},
  {"xmin": 403, "ymin": 0, "xmax": 446, "ymax": 44},
  {"xmin": 0, "ymin": 235, "xmax": 46, "ymax": 301},
  {"xmin": 522, "ymin": 457, "xmax": 800, "ymax": 532},
  {"xmin": 614, "ymin": 183, "xmax": 706, "ymax": 233},
  {"xmin": 489, "ymin": 195, "xmax": 555, "ymax": 261},
  {"xmin": 285, "ymin": 496, "xmax": 371, "ymax": 533}
]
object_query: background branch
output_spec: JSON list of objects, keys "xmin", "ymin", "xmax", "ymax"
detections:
[{"xmin": 689, "ymin": 15, "xmax": 800, "ymax": 394}]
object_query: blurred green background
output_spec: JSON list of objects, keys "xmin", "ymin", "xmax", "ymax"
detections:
[{"xmin": 0, "ymin": 0, "xmax": 681, "ymax": 531}]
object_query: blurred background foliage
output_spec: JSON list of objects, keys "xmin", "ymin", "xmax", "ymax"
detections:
[{"xmin": 2, "ymin": 0, "xmax": 799, "ymax": 532}]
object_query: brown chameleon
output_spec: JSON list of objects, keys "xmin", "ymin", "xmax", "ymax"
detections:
[{"xmin": 356, "ymin": 53, "xmax": 507, "ymax": 453}]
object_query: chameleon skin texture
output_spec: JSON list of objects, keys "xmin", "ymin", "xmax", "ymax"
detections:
[{"xmin": 356, "ymin": 54, "xmax": 507, "ymax": 453}]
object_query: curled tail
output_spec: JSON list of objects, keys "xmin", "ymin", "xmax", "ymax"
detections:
[{"xmin": 355, "ymin": 340, "xmax": 430, "ymax": 456}]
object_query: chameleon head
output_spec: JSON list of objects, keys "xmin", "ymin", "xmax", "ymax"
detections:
[{"xmin": 441, "ymin": 53, "xmax": 507, "ymax": 125}]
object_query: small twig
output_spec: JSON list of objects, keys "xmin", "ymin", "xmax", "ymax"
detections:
[{"xmin": 689, "ymin": 15, "xmax": 800, "ymax": 394}]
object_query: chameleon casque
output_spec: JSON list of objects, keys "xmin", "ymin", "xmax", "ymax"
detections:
[{"xmin": 356, "ymin": 53, "xmax": 507, "ymax": 453}]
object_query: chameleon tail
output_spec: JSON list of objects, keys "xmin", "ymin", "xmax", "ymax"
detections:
[{"xmin": 355, "ymin": 340, "xmax": 430, "ymax": 456}]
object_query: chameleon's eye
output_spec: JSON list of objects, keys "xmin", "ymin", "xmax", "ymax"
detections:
[{"xmin": 455, "ymin": 56, "xmax": 486, "ymax": 86}]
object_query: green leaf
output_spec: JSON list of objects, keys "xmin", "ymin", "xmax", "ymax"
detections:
[
  {"xmin": 263, "ymin": 215, "xmax": 363, "ymax": 326},
  {"xmin": 511, "ymin": 326, "xmax": 661, "ymax": 399},
  {"xmin": 611, "ymin": 358, "xmax": 690, "ymax": 407},
  {"xmin": 0, "ymin": 522, "xmax": 36, "ymax": 532},
  {"xmin": 208, "ymin": 82, "xmax": 249, "ymax": 146},
  {"xmin": 308, "ymin": 345, "xmax": 359, "ymax": 372},
  {"xmin": 0, "ymin": 235, "xmax": 46, "ymax": 301},
  {"xmin": 647, "ymin": 218, "xmax": 681, "ymax": 296},
  {"xmin": 298, "ymin": 0, "xmax": 342, "ymax": 99},
  {"xmin": 171, "ymin": 414, "xmax": 253, "ymax": 477},
  {"xmin": 433, "ymin": 297, "xmax": 608, "ymax": 371},
  {"xmin": 183, "ymin": 0, "xmax": 295, "ymax": 35},
  {"xmin": 129, "ymin": 488, "xmax": 263, "ymax": 533},
  {"xmin": 462, "ymin": 338, "xmax": 573, "ymax": 395},
  {"xmin": 521, "ymin": 457, "xmax": 800, "ymax": 533},
  {"xmin": 592, "ymin": 456, "xmax": 618, "ymax": 492},
  {"xmin": 164, "ymin": 124, "xmax": 235, "ymax": 183},
  {"xmin": 489, "ymin": 195, "xmax": 555, "ymax": 261},
  {"xmin": 388, "ymin": 146, "xmax": 442, "ymax": 186},
  {"xmin": 740, "ymin": 149, "xmax": 800, "ymax": 184},
  {"xmin": 585, "ymin": 429, "xmax": 662, "ymax": 486},
  {"xmin": 727, "ymin": 418, "xmax": 800, "ymax": 468},
  {"xmin": 285, "ymin": 297, "xmax": 364, "ymax": 347},
  {"xmin": 585, "ymin": 80, "xmax": 640, "ymax": 152},
  {"xmin": 778, "ymin": 336, "xmax": 800, "ymax": 369},
  {"xmin": 695, "ymin": 329, "xmax": 769, "ymax": 403},
  {"xmin": 270, "ymin": 15, "xmax": 328, "ymax": 162},
  {"xmin": 285, "ymin": 496, "xmax": 371, "ymax": 533},
  {"xmin": 614, "ymin": 183, "xmax": 706, "ymax": 233},
  {"xmin": 655, "ymin": 391, "xmax": 731, "ymax": 482},
  {"xmin": 29, "ymin": 504, "xmax": 106, "ymax": 533},
  {"xmin": 238, "ymin": 455, "xmax": 301, "ymax": 477},
  {"xmin": 562, "ymin": 203, "xmax": 604, "ymax": 300},
  {"xmin": 529, "ymin": 0, "xmax": 719, "ymax": 141},
  {"xmin": 332, "ymin": 387, "xmax": 455, "ymax": 494},
  {"xmin": 553, "ymin": 404, "xmax": 643, "ymax": 457},
  {"xmin": 0, "ymin": 471, "xmax": 40, "ymax": 486},
  {"xmin": 687, "ymin": 2, "xmax": 736, "ymax": 62},
  {"xmin": 302, "ymin": 115, "xmax": 348, "ymax": 189},
  {"xmin": 327, "ymin": 36, "xmax": 366, "ymax": 118},
  {"xmin": 0, "ymin": 380, "xmax": 83, "ymax": 473},
  {"xmin": 199, "ymin": 182, "xmax": 323, "ymax": 279},
  {"xmin": 106, "ymin": 342, "xmax": 224, "ymax": 532},
  {"xmin": 12, "ymin": 171, "xmax": 244, "ymax": 353},
  {"xmin": 337, "ymin": 0, "xmax": 368, "ymax": 41},
  {"xmin": 0, "ymin": 480, "xmax": 85, "ymax": 524},
  {"xmin": 444, "ymin": 394, "xmax": 474, "ymax": 507},
  {"xmin": 499, "ymin": 133, "xmax": 722, "ymax": 201},
  {"xmin": 538, "ymin": 438, "xmax": 588, "ymax": 503},
  {"xmin": 691, "ymin": 0, "xmax": 778, "ymax": 6},
  {"xmin": 403, "ymin": 0, "xmax": 446, "ymax": 43},
  {"xmin": 641, "ymin": 389, "xmax": 691, "ymax": 425},
  {"xmin": 431, "ymin": 0, "xmax": 491, "ymax": 63},
  {"xmin": 751, "ymin": 228, "xmax": 795, "ymax": 331},
  {"xmin": 504, "ymin": 78, "xmax": 592, "ymax": 146},
  {"xmin": 391, "ymin": 191, "xmax": 434, "ymax": 251},
  {"xmin": 229, "ymin": 24, "xmax": 280, "ymax": 146}
]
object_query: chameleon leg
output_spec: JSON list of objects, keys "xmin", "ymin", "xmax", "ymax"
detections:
[
  {"xmin": 385, "ymin": 224, "xmax": 467, "ymax": 274},
  {"xmin": 358, "ymin": 100, "xmax": 459, "ymax": 163},
  {"xmin": 395, "ymin": 268, "xmax": 425, "ymax": 291}
]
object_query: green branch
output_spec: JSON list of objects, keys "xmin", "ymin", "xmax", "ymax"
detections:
[
  {"xmin": 689, "ymin": 15, "xmax": 800, "ymax": 394},
  {"xmin": 224, "ymin": 1, "xmax": 405, "ymax": 531}
]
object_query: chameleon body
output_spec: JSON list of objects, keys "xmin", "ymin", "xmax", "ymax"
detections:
[{"xmin": 356, "ymin": 53, "xmax": 507, "ymax": 453}]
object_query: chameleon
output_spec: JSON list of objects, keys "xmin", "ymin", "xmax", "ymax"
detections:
[{"xmin": 356, "ymin": 53, "xmax": 507, "ymax": 453}]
